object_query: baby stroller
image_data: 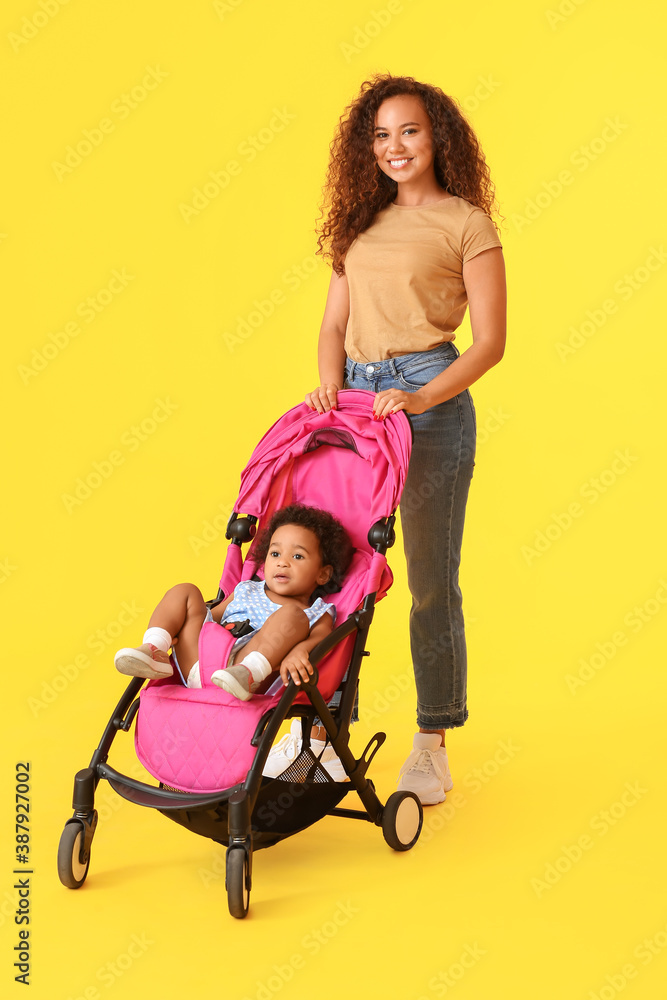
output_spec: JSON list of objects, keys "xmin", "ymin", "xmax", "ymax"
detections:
[{"xmin": 57, "ymin": 389, "xmax": 423, "ymax": 918}]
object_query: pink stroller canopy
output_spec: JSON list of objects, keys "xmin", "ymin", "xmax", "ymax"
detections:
[{"xmin": 226, "ymin": 389, "xmax": 411, "ymax": 584}]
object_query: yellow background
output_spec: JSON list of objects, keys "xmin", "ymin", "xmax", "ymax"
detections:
[{"xmin": 3, "ymin": 0, "xmax": 666, "ymax": 997}]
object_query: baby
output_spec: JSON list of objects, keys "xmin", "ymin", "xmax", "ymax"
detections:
[{"xmin": 114, "ymin": 504, "xmax": 353, "ymax": 700}]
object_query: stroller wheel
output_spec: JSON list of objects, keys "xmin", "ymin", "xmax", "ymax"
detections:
[
  {"xmin": 226, "ymin": 847, "xmax": 250, "ymax": 919},
  {"xmin": 381, "ymin": 791, "xmax": 423, "ymax": 851},
  {"xmin": 57, "ymin": 822, "xmax": 90, "ymax": 889}
]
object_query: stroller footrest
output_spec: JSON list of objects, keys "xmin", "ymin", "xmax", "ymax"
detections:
[{"xmin": 98, "ymin": 763, "xmax": 239, "ymax": 811}]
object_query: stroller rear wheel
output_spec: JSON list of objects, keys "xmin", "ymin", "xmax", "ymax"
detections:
[
  {"xmin": 57, "ymin": 822, "xmax": 90, "ymax": 889},
  {"xmin": 226, "ymin": 847, "xmax": 251, "ymax": 919},
  {"xmin": 382, "ymin": 791, "xmax": 423, "ymax": 851}
]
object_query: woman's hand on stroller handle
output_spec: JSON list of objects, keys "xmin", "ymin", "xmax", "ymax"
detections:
[
  {"xmin": 304, "ymin": 383, "xmax": 339, "ymax": 414},
  {"xmin": 372, "ymin": 387, "xmax": 429, "ymax": 419}
]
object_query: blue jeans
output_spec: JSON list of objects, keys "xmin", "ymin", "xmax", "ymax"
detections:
[{"xmin": 344, "ymin": 341, "xmax": 476, "ymax": 729}]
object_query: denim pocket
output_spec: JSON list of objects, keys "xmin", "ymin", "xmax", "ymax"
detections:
[{"xmin": 396, "ymin": 357, "xmax": 454, "ymax": 391}]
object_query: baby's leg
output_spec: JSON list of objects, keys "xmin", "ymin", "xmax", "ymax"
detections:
[
  {"xmin": 115, "ymin": 583, "xmax": 207, "ymax": 681},
  {"xmin": 241, "ymin": 605, "xmax": 311, "ymax": 670},
  {"xmin": 212, "ymin": 605, "xmax": 310, "ymax": 700},
  {"xmin": 150, "ymin": 583, "xmax": 208, "ymax": 679}
]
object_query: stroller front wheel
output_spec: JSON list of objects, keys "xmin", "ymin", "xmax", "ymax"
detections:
[
  {"xmin": 382, "ymin": 791, "xmax": 423, "ymax": 851},
  {"xmin": 57, "ymin": 822, "xmax": 90, "ymax": 889},
  {"xmin": 226, "ymin": 847, "xmax": 250, "ymax": 918}
]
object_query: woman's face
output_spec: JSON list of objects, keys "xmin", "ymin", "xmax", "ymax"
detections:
[{"xmin": 372, "ymin": 94, "xmax": 436, "ymax": 187}]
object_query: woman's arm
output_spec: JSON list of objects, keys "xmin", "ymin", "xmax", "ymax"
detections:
[
  {"xmin": 305, "ymin": 270, "xmax": 350, "ymax": 413},
  {"xmin": 278, "ymin": 612, "xmax": 335, "ymax": 685},
  {"xmin": 372, "ymin": 247, "xmax": 507, "ymax": 418}
]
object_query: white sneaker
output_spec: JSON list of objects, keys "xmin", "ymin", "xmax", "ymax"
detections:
[
  {"xmin": 114, "ymin": 643, "xmax": 173, "ymax": 680},
  {"xmin": 263, "ymin": 720, "xmax": 303, "ymax": 777},
  {"xmin": 397, "ymin": 733, "xmax": 453, "ymax": 805},
  {"xmin": 311, "ymin": 740, "xmax": 348, "ymax": 782},
  {"xmin": 262, "ymin": 720, "xmax": 348, "ymax": 781}
]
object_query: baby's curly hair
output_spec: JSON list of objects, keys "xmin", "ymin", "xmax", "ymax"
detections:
[
  {"xmin": 253, "ymin": 504, "xmax": 354, "ymax": 598},
  {"xmin": 316, "ymin": 72, "xmax": 503, "ymax": 275}
]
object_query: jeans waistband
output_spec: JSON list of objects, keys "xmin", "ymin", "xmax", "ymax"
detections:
[{"xmin": 345, "ymin": 341, "xmax": 458, "ymax": 379}]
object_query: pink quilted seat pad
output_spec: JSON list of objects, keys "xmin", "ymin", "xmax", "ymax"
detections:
[{"xmin": 135, "ymin": 684, "xmax": 281, "ymax": 792}]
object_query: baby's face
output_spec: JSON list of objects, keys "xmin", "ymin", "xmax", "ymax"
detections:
[{"xmin": 263, "ymin": 524, "xmax": 332, "ymax": 599}]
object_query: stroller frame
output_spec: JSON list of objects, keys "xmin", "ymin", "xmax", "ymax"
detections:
[{"xmin": 58, "ymin": 398, "xmax": 424, "ymax": 918}]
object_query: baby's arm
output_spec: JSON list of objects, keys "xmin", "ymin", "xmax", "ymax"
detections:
[{"xmin": 278, "ymin": 612, "xmax": 335, "ymax": 687}]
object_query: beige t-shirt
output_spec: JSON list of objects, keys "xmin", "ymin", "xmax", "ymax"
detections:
[{"xmin": 344, "ymin": 195, "xmax": 502, "ymax": 363}]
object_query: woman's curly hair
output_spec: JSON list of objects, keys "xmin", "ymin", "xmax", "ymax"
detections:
[
  {"xmin": 316, "ymin": 73, "xmax": 502, "ymax": 275},
  {"xmin": 253, "ymin": 504, "xmax": 354, "ymax": 598}
]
